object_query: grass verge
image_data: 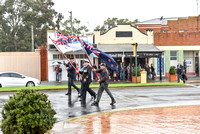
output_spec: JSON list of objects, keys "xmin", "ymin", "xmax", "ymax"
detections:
[{"xmin": 0, "ymin": 83, "xmax": 185, "ymax": 92}]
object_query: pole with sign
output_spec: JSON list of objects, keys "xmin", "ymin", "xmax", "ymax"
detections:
[{"xmin": 132, "ymin": 43, "xmax": 138, "ymax": 84}]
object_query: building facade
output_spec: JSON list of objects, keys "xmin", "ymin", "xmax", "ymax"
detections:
[
  {"xmin": 47, "ymin": 30, "xmax": 94, "ymax": 81},
  {"xmin": 135, "ymin": 15, "xmax": 200, "ymax": 76},
  {"xmin": 94, "ymin": 24, "xmax": 163, "ymax": 80}
]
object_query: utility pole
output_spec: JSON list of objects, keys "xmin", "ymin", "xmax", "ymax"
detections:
[
  {"xmin": 197, "ymin": 0, "xmax": 199, "ymax": 15},
  {"xmin": 31, "ymin": 25, "xmax": 34, "ymax": 52},
  {"xmin": 69, "ymin": 11, "xmax": 73, "ymax": 35}
]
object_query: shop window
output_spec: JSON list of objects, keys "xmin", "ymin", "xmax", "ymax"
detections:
[{"xmin": 170, "ymin": 51, "xmax": 178, "ymax": 66}]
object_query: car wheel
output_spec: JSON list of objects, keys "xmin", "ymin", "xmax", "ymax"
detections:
[{"xmin": 26, "ymin": 81, "xmax": 35, "ymax": 87}]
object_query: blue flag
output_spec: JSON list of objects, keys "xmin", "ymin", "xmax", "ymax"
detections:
[{"xmin": 82, "ymin": 40, "xmax": 118, "ymax": 73}]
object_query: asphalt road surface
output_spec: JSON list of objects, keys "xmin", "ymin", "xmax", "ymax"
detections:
[{"xmin": 1, "ymin": 84, "xmax": 200, "ymax": 133}]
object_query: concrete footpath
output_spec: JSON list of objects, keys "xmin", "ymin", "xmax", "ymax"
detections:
[{"xmin": 49, "ymin": 105, "xmax": 200, "ymax": 134}]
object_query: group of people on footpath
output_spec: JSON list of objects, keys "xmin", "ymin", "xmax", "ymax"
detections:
[
  {"xmin": 62, "ymin": 57, "xmax": 116, "ymax": 106},
  {"xmin": 111, "ymin": 62, "xmax": 156, "ymax": 81}
]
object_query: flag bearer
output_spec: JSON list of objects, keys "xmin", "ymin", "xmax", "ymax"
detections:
[
  {"xmin": 91, "ymin": 63, "xmax": 116, "ymax": 106},
  {"xmin": 79, "ymin": 60, "xmax": 96, "ymax": 105},
  {"xmin": 63, "ymin": 57, "xmax": 80, "ymax": 96}
]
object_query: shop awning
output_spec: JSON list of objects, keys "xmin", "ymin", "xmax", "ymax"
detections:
[{"xmin": 97, "ymin": 44, "xmax": 162, "ymax": 58}]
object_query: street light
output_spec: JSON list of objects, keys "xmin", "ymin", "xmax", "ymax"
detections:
[{"xmin": 132, "ymin": 43, "xmax": 138, "ymax": 84}]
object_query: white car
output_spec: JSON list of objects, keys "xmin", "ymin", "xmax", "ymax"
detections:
[{"xmin": 0, "ymin": 72, "xmax": 40, "ymax": 87}]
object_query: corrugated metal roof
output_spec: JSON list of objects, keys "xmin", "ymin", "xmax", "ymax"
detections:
[
  {"xmin": 97, "ymin": 44, "xmax": 161, "ymax": 52},
  {"xmin": 135, "ymin": 17, "xmax": 188, "ymax": 25}
]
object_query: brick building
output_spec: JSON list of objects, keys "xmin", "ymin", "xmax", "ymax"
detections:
[{"xmin": 135, "ymin": 15, "xmax": 200, "ymax": 76}]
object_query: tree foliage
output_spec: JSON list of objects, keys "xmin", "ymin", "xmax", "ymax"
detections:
[
  {"xmin": 1, "ymin": 89, "xmax": 56, "ymax": 134},
  {"xmin": 0, "ymin": 0, "xmax": 63, "ymax": 52},
  {"xmin": 60, "ymin": 18, "xmax": 88, "ymax": 36},
  {"xmin": 94, "ymin": 17, "xmax": 139, "ymax": 35}
]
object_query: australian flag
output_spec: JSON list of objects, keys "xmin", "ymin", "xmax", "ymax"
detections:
[{"xmin": 82, "ymin": 40, "xmax": 118, "ymax": 73}]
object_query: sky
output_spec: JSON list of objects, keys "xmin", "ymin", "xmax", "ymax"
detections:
[{"xmin": 52, "ymin": 0, "xmax": 199, "ymax": 32}]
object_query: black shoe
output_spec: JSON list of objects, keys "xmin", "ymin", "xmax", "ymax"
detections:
[
  {"xmin": 110, "ymin": 100, "xmax": 116, "ymax": 106},
  {"xmin": 91, "ymin": 95, "xmax": 96, "ymax": 100},
  {"xmin": 91, "ymin": 102, "xmax": 98, "ymax": 106},
  {"xmin": 65, "ymin": 93, "xmax": 71, "ymax": 95},
  {"xmin": 78, "ymin": 93, "xmax": 81, "ymax": 97}
]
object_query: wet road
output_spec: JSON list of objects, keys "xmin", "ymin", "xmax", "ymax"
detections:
[{"xmin": 1, "ymin": 85, "xmax": 200, "ymax": 124}]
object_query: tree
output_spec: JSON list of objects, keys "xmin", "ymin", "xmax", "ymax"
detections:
[
  {"xmin": 0, "ymin": 0, "xmax": 63, "ymax": 52},
  {"xmin": 61, "ymin": 18, "xmax": 88, "ymax": 36},
  {"xmin": 94, "ymin": 17, "xmax": 139, "ymax": 35}
]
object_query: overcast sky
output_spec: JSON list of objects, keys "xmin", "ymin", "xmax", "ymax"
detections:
[{"xmin": 52, "ymin": 0, "xmax": 199, "ymax": 32}]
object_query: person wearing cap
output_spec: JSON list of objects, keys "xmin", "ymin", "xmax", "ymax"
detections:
[
  {"xmin": 63, "ymin": 57, "xmax": 80, "ymax": 96},
  {"xmin": 79, "ymin": 59, "xmax": 96, "ymax": 104},
  {"xmin": 91, "ymin": 63, "xmax": 116, "ymax": 106}
]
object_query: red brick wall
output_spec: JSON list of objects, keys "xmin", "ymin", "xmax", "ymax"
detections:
[
  {"xmin": 167, "ymin": 16, "xmax": 200, "ymax": 32},
  {"xmin": 39, "ymin": 46, "xmax": 48, "ymax": 81},
  {"xmin": 154, "ymin": 15, "xmax": 200, "ymax": 46},
  {"xmin": 154, "ymin": 32, "xmax": 200, "ymax": 46}
]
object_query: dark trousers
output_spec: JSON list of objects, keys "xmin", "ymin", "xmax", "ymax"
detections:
[
  {"xmin": 68, "ymin": 77, "xmax": 80, "ymax": 94},
  {"xmin": 177, "ymin": 74, "xmax": 182, "ymax": 83},
  {"xmin": 81, "ymin": 82, "xmax": 95, "ymax": 103},
  {"xmin": 56, "ymin": 73, "xmax": 59, "ymax": 81},
  {"xmin": 96, "ymin": 83, "xmax": 115, "ymax": 103}
]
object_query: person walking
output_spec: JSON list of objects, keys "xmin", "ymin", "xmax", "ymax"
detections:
[
  {"xmin": 79, "ymin": 60, "xmax": 96, "ymax": 104},
  {"xmin": 64, "ymin": 58, "xmax": 80, "ymax": 96},
  {"xmin": 151, "ymin": 64, "xmax": 155, "ymax": 80},
  {"xmin": 177, "ymin": 62, "xmax": 183, "ymax": 83},
  {"xmin": 91, "ymin": 63, "xmax": 116, "ymax": 106}
]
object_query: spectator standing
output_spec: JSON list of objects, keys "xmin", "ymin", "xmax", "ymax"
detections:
[
  {"xmin": 151, "ymin": 64, "xmax": 155, "ymax": 80},
  {"xmin": 183, "ymin": 59, "xmax": 187, "ymax": 74},
  {"xmin": 92, "ymin": 64, "xmax": 97, "ymax": 81},
  {"xmin": 119, "ymin": 62, "xmax": 124, "ymax": 80},
  {"xmin": 55, "ymin": 65, "xmax": 60, "ymax": 82},
  {"xmin": 177, "ymin": 62, "xmax": 183, "ymax": 83}
]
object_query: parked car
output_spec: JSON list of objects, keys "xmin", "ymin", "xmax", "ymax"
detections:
[{"xmin": 0, "ymin": 72, "xmax": 40, "ymax": 87}]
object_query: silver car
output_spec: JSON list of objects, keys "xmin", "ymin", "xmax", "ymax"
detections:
[{"xmin": 0, "ymin": 72, "xmax": 40, "ymax": 87}]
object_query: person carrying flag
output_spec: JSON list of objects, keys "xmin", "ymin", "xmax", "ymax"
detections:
[
  {"xmin": 91, "ymin": 63, "xmax": 116, "ymax": 106},
  {"xmin": 63, "ymin": 57, "xmax": 80, "ymax": 96},
  {"xmin": 79, "ymin": 60, "xmax": 96, "ymax": 105}
]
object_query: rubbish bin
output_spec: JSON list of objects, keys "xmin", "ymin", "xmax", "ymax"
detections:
[{"xmin": 141, "ymin": 71, "xmax": 147, "ymax": 84}]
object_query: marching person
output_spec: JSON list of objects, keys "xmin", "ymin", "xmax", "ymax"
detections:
[
  {"xmin": 92, "ymin": 63, "xmax": 116, "ymax": 106},
  {"xmin": 79, "ymin": 60, "xmax": 96, "ymax": 104},
  {"xmin": 63, "ymin": 57, "xmax": 80, "ymax": 96}
]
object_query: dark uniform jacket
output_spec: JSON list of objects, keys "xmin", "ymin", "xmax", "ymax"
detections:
[
  {"xmin": 80, "ymin": 65, "xmax": 92, "ymax": 84},
  {"xmin": 65, "ymin": 62, "xmax": 76, "ymax": 79},
  {"xmin": 96, "ymin": 69, "xmax": 109, "ymax": 85},
  {"xmin": 177, "ymin": 64, "xmax": 183, "ymax": 75}
]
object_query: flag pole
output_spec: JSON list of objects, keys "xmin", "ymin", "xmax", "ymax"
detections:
[
  {"xmin": 79, "ymin": 38, "xmax": 99, "ymax": 80},
  {"xmin": 49, "ymin": 36, "xmax": 79, "ymax": 73}
]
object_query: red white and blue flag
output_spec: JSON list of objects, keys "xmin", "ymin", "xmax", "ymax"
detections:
[{"xmin": 81, "ymin": 40, "xmax": 118, "ymax": 73}]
